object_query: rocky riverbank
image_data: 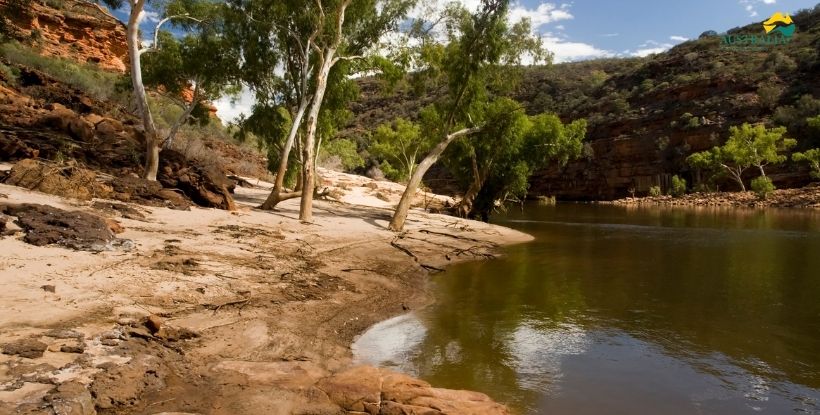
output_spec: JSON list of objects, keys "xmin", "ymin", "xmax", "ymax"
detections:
[
  {"xmin": 605, "ymin": 184, "xmax": 820, "ymax": 209},
  {"xmin": 0, "ymin": 171, "xmax": 532, "ymax": 415}
]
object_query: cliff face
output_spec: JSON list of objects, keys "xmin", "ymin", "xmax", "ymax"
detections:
[
  {"xmin": 1, "ymin": 0, "xmax": 128, "ymax": 72},
  {"xmin": 346, "ymin": 6, "xmax": 820, "ymax": 200}
]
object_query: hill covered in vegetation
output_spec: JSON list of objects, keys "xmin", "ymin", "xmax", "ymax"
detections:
[{"xmin": 345, "ymin": 5, "xmax": 820, "ymax": 200}]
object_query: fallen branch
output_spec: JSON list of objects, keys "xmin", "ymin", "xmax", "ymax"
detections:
[
  {"xmin": 449, "ymin": 245, "xmax": 495, "ymax": 259},
  {"xmin": 391, "ymin": 238, "xmax": 445, "ymax": 272},
  {"xmin": 419, "ymin": 229, "xmax": 497, "ymax": 246},
  {"xmin": 341, "ymin": 268, "xmax": 381, "ymax": 273},
  {"xmin": 205, "ymin": 298, "xmax": 251, "ymax": 314}
]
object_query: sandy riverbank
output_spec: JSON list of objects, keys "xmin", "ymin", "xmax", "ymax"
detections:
[{"xmin": 0, "ymin": 170, "xmax": 532, "ymax": 414}]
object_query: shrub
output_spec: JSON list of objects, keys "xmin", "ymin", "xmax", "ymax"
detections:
[
  {"xmin": 648, "ymin": 186, "xmax": 662, "ymax": 197},
  {"xmin": 318, "ymin": 139, "xmax": 364, "ymax": 172},
  {"xmin": 671, "ymin": 175, "xmax": 687, "ymax": 197},
  {"xmin": 751, "ymin": 176, "xmax": 776, "ymax": 199},
  {"xmin": 0, "ymin": 42, "xmax": 128, "ymax": 105},
  {"xmin": 0, "ymin": 61, "xmax": 18, "ymax": 84},
  {"xmin": 792, "ymin": 148, "xmax": 820, "ymax": 179}
]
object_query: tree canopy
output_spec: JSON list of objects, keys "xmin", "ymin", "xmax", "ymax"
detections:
[{"xmin": 688, "ymin": 123, "xmax": 796, "ymax": 191}]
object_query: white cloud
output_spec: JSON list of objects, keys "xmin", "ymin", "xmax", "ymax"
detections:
[
  {"xmin": 508, "ymin": 2, "xmax": 574, "ymax": 28},
  {"xmin": 625, "ymin": 40, "xmax": 674, "ymax": 57},
  {"xmin": 601, "ymin": 33, "xmax": 619, "ymax": 37},
  {"xmin": 739, "ymin": 0, "xmax": 777, "ymax": 18},
  {"xmin": 142, "ymin": 10, "xmax": 160, "ymax": 23},
  {"xmin": 670, "ymin": 35, "xmax": 689, "ymax": 42},
  {"xmin": 214, "ymin": 87, "xmax": 255, "ymax": 123},
  {"xmin": 541, "ymin": 34, "xmax": 615, "ymax": 63},
  {"xmin": 408, "ymin": 1, "xmax": 572, "ymax": 31}
]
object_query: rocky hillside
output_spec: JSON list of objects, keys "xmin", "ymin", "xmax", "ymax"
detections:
[
  {"xmin": 0, "ymin": 0, "xmax": 128, "ymax": 72},
  {"xmin": 0, "ymin": 0, "xmax": 269, "ymax": 210},
  {"xmin": 347, "ymin": 5, "xmax": 820, "ymax": 200}
]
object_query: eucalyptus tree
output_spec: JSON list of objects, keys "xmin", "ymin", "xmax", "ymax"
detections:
[
  {"xmin": 225, "ymin": 0, "xmax": 415, "ymax": 222},
  {"xmin": 687, "ymin": 124, "xmax": 796, "ymax": 191},
  {"xmin": 445, "ymin": 99, "xmax": 586, "ymax": 219},
  {"xmin": 96, "ymin": 0, "xmax": 220, "ymax": 181},
  {"xmin": 142, "ymin": 25, "xmax": 238, "ymax": 150},
  {"xmin": 388, "ymin": 0, "xmax": 549, "ymax": 231}
]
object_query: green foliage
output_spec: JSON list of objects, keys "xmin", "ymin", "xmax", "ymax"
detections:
[
  {"xmin": 371, "ymin": 118, "xmax": 431, "ymax": 182},
  {"xmin": 444, "ymin": 97, "xmax": 586, "ymax": 217},
  {"xmin": 378, "ymin": 160, "xmax": 402, "ymax": 182},
  {"xmin": 687, "ymin": 123, "xmax": 796, "ymax": 191},
  {"xmin": 648, "ymin": 186, "xmax": 662, "ymax": 197},
  {"xmin": 751, "ymin": 176, "xmax": 775, "ymax": 199},
  {"xmin": 236, "ymin": 105, "xmax": 293, "ymax": 173},
  {"xmin": 757, "ymin": 84, "xmax": 783, "ymax": 109},
  {"xmin": 725, "ymin": 124, "xmax": 796, "ymax": 169},
  {"xmin": 792, "ymin": 148, "xmax": 820, "ymax": 179},
  {"xmin": 318, "ymin": 138, "xmax": 364, "ymax": 172},
  {"xmin": 671, "ymin": 175, "xmax": 687, "ymax": 197},
  {"xmin": 0, "ymin": 61, "xmax": 18, "ymax": 84},
  {"xmin": 0, "ymin": 42, "xmax": 128, "ymax": 104}
]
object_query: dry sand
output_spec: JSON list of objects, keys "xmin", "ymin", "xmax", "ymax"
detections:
[{"xmin": 0, "ymin": 169, "xmax": 532, "ymax": 414}]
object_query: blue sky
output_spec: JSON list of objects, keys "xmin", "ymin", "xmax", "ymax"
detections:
[
  {"xmin": 109, "ymin": 0, "xmax": 819, "ymax": 120},
  {"xmin": 489, "ymin": 0, "xmax": 819, "ymax": 61}
]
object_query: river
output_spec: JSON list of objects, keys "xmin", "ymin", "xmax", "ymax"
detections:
[{"xmin": 353, "ymin": 204, "xmax": 820, "ymax": 414}]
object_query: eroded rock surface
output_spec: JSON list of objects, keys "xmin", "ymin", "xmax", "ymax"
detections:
[{"xmin": 0, "ymin": 203, "xmax": 125, "ymax": 251}]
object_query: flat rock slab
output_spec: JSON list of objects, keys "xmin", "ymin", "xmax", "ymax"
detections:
[
  {"xmin": 0, "ymin": 203, "xmax": 130, "ymax": 251},
  {"xmin": 2, "ymin": 339, "xmax": 48, "ymax": 359}
]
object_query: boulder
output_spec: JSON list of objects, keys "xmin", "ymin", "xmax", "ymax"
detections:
[
  {"xmin": 110, "ymin": 176, "xmax": 191, "ymax": 210},
  {"xmin": 44, "ymin": 381, "xmax": 97, "ymax": 415},
  {"xmin": 316, "ymin": 366, "xmax": 382, "ymax": 414},
  {"xmin": 158, "ymin": 150, "xmax": 236, "ymax": 210},
  {"xmin": 0, "ymin": 133, "xmax": 40, "ymax": 160},
  {"xmin": 3, "ymin": 159, "xmax": 110, "ymax": 201},
  {"xmin": 2, "ymin": 338, "xmax": 48, "ymax": 359},
  {"xmin": 0, "ymin": 203, "xmax": 121, "ymax": 251}
]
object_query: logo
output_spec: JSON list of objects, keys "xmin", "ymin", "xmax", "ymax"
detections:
[
  {"xmin": 720, "ymin": 12, "xmax": 796, "ymax": 50},
  {"xmin": 763, "ymin": 12, "xmax": 796, "ymax": 38}
]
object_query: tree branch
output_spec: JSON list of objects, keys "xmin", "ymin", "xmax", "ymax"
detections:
[
  {"xmin": 331, "ymin": 55, "xmax": 364, "ymax": 65},
  {"xmin": 139, "ymin": 14, "xmax": 203, "ymax": 56},
  {"xmin": 163, "ymin": 82, "xmax": 201, "ymax": 149}
]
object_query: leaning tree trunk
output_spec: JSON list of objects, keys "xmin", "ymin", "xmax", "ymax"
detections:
[
  {"xmin": 126, "ymin": 1, "xmax": 160, "ymax": 181},
  {"xmin": 260, "ymin": 98, "xmax": 310, "ymax": 210},
  {"xmin": 456, "ymin": 155, "xmax": 490, "ymax": 218},
  {"xmin": 389, "ymin": 127, "xmax": 481, "ymax": 232}
]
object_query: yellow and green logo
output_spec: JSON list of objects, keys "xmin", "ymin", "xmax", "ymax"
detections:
[
  {"xmin": 763, "ymin": 12, "xmax": 796, "ymax": 38},
  {"xmin": 721, "ymin": 12, "xmax": 796, "ymax": 49}
]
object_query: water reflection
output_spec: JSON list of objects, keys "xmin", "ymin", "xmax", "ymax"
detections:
[{"xmin": 353, "ymin": 204, "xmax": 820, "ymax": 414}]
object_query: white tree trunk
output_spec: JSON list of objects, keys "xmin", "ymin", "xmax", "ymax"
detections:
[
  {"xmin": 299, "ymin": 53, "xmax": 334, "ymax": 222},
  {"xmin": 126, "ymin": 0, "xmax": 160, "ymax": 181},
  {"xmin": 389, "ymin": 127, "xmax": 481, "ymax": 231},
  {"xmin": 260, "ymin": 96, "xmax": 310, "ymax": 210}
]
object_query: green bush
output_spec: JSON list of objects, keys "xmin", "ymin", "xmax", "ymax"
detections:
[
  {"xmin": 318, "ymin": 138, "xmax": 364, "ymax": 172},
  {"xmin": 792, "ymin": 148, "xmax": 820, "ymax": 179},
  {"xmin": 671, "ymin": 175, "xmax": 687, "ymax": 197},
  {"xmin": 0, "ymin": 61, "xmax": 18, "ymax": 84},
  {"xmin": 751, "ymin": 176, "xmax": 776, "ymax": 199},
  {"xmin": 648, "ymin": 186, "xmax": 662, "ymax": 197},
  {"xmin": 0, "ymin": 42, "xmax": 128, "ymax": 105}
]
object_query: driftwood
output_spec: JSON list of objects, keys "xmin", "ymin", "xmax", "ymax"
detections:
[
  {"xmin": 419, "ymin": 229, "xmax": 497, "ymax": 246},
  {"xmin": 390, "ymin": 238, "xmax": 445, "ymax": 273}
]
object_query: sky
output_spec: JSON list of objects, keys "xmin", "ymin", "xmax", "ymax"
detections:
[{"xmin": 110, "ymin": 0, "xmax": 820, "ymax": 121}]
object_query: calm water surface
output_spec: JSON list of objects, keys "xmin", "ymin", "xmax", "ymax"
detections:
[{"xmin": 354, "ymin": 204, "xmax": 820, "ymax": 414}]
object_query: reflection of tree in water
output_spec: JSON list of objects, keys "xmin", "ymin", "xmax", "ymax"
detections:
[
  {"xmin": 407, "ymin": 242, "xmax": 590, "ymax": 412},
  {"xmin": 407, "ymin": 205, "xmax": 820, "ymax": 412}
]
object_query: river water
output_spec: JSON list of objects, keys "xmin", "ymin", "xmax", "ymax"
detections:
[{"xmin": 353, "ymin": 204, "xmax": 820, "ymax": 414}]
